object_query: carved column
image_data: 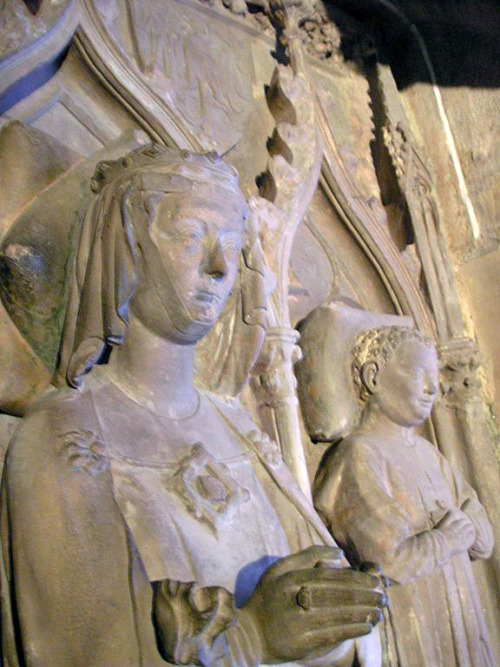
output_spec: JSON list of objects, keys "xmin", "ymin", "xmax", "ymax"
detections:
[
  {"xmin": 251, "ymin": 327, "xmax": 311, "ymax": 497},
  {"xmin": 382, "ymin": 118, "xmax": 464, "ymax": 341},
  {"xmin": 433, "ymin": 340, "xmax": 500, "ymax": 588}
]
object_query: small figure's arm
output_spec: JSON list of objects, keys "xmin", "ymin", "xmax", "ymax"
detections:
[
  {"xmin": 314, "ymin": 439, "xmax": 478, "ymax": 586},
  {"xmin": 438, "ymin": 452, "xmax": 494, "ymax": 560}
]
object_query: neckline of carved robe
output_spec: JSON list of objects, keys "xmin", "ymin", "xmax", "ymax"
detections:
[{"xmin": 85, "ymin": 372, "xmax": 324, "ymax": 600}]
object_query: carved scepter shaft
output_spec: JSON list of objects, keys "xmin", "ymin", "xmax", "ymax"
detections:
[{"xmin": 250, "ymin": 2, "xmax": 323, "ymax": 498}]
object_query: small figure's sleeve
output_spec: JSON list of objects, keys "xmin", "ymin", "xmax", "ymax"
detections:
[
  {"xmin": 438, "ymin": 451, "xmax": 494, "ymax": 560},
  {"xmin": 314, "ymin": 439, "xmax": 452, "ymax": 585},
  {"xmin": 0, "ymin": 400, "xmax": 147, "ymax": 666}
]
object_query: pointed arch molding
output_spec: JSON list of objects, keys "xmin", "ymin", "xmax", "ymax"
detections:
[
  {"xmin": 316, "ymin": 99, "xmax": 436, "ymax": 335},
  {"xmin": 0, "ymin": 0, "xmax": 435, "ymax": 335},
  {"xmin": 0, "ymin": 0, "xmax": 79, "ymax": 102},
  {"xmin": 75, "ymin": 0, "xmax": 202, "ymax": 150}
]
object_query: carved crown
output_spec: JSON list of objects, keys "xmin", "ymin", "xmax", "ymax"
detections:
[{"xmin": 89, "ymin": 145, "xmax": 241, "ymax": 194}]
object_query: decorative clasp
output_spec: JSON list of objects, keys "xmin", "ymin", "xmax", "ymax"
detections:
[{"xmin": 165, "ymin": 443, "xmax": 250, "ymax": 533}]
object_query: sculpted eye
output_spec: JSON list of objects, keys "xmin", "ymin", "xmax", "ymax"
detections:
[
  {"xmin": 173, "ymin": 228, "xmax": 203, "ymax": 251},
  {"xmin": 182, "ymin": 231, "xmax": 202, "ymax": 244}
]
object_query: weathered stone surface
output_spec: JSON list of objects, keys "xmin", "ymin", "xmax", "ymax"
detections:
[
  {"xmin": 0, "ymin": 1, "xmax": 499, "ymax": 664},
  {"xmin": 0, "ymin": 120, "xmax": 79, "ymax": 237},
  {"xmin": 0, "ymin": 127, "xmax": 149, "ymax": 413},
  {"xmin": 0, "ymin": 146, "xmax": 385, "ymax": 665},
  {"xmin": 0, "ymin": 0, "xmax": 69, "ymax": 61},
  {"xmin": 299, "ymin": 309, "xmax": 495, "ymax": 666},
  {"xmin": 95, "ymin": 0, "xmax": 255, "ymax": 153}
]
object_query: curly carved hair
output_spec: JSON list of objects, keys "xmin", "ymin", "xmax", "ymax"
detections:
[{"xmin": 352, "ymin": 326, "xmax": 435, "ymax": 403}]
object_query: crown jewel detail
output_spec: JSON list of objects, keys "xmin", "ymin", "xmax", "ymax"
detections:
[{"xmin": 90, "ymin": 145, "xmax": 240, "ymax": 194}]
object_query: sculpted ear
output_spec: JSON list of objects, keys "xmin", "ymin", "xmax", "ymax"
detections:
[{"xmin": 361, "ymin": 361, "xmax": 379, "ymax": 395}]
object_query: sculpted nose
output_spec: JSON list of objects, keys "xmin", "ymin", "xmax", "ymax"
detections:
[
  {"xmin": 204, "ymin": 240, "xmax": 228, "ymax": 281},
  {"xmin": 425, "ymin": 378, "xmax": 438, "ymax": 396}
]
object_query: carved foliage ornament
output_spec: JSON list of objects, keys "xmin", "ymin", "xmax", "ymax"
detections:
[
  {"xmin": 60, "ymin": 429, "xmax": 107, "ymax": 475},
  {"xmin": 438, "ymin": 339, "xmax": 482, "ymax": 408},
  {"xmin": 194, "ymin": 0, "xmax": 344, "ymax": 62}
]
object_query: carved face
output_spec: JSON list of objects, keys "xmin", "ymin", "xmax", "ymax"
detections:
[
  {"xmin": 371, "ymin": 340, "xmax": 438, "ymax": 427},
  {"xmin": 132, "ymin": 189, "xmax": 245, "ymax": 343}
]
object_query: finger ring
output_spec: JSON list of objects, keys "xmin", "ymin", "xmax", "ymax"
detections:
[{"xmin": 296, "ymin": 586, "xmax": 311, "ymax": 611}]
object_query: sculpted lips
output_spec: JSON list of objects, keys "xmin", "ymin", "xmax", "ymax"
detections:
[
  {"xmin": 193, "ymin": 289, "xmax": 222, "ymax": 304},
  {"xmin": 189, "ymin": 289, "xmax": 224, "ymax": 313}
]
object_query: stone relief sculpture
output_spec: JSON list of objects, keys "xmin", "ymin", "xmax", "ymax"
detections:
[
  {"xmin": 297, "ymin": 303, "xmax": 494, "ymax": 666},
  {"xmin": 94, "ymin": 0, "xmax": 254, "ymax": 152},
  {"xmin": 0, "ymin": 146, "xmax": 386, "ymax": 666}
]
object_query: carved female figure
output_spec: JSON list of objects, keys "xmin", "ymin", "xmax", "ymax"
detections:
[
  {"xmin": 0, "ymin": 146, "xmax": 384, "ymax": 666},
  {"xmin": 312, "ymin": 325, "xmax": 494, "ymax": 666}
]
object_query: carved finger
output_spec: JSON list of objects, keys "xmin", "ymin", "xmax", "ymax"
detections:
[
  {"xmin": 357, "ymin": 562, "xmax": 390, "ymax": 588},
  {"xmin": 268, "ymin": 546, "xmax": 344, "ymax": 579},
  {"xmin": 295, "ymin": 603, "xmax": 383, "ymax": 628},
  {"xmin": 294, "ymin": 582, "xmax": 387, "ymax": 610},
  {"xmin": 357, "ymin": 562, "xmax": 381, "ymax": 575},
  {"xmin": 288, "ymin": 566, "xmax": 383, "ymax": 590},
  {"xmin": 302, "ymin": 622, "xmax": 375, "ymax": 650}
]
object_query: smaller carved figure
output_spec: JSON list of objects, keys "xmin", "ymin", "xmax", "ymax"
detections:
[{"xmin": 303, "ymin": 320, "xmax": 494, "ymax": 666}]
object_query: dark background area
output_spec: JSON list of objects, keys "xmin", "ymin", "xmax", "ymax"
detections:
[{"xmin": 327, "ymin": 0, "xmax": 500, "ymax": 89}]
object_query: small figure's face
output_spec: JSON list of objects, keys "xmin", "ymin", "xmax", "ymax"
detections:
[
  {"xmin": 133, "ymin": 188, "xmax": 245, "ymax": 343},
  {"xmin": 369, "ymin": 340, "xmax": 438, "ymax": 427}
]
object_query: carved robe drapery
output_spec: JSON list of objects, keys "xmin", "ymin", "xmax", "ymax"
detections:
[
  {"xmin": 1, "ymin": 379, "xmax": 378, "ymax": 666},
  {"xmin": 314, "ymin": 435, "xmax": 494, "ymax": 667}
]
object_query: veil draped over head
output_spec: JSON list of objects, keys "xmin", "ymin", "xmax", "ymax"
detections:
[{"xmin": 55, "ymin": 145, "xmax": 268, "ymax": 396}]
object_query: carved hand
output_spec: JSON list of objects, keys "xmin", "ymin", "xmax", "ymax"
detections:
[
  {"xmin": 435, "ymin": 507, "xmax": 476, "ymax": 556},
  {"xmin": 242, "ymin": 545, "xmax": 386, "ymax": 664},
  {"xmin": 460, "ymin": 498, "xmax": 494, "ymax": 559},
  {"xmin": 153, "ymin": 580, "xmax": 236, "ymax": 666}
]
